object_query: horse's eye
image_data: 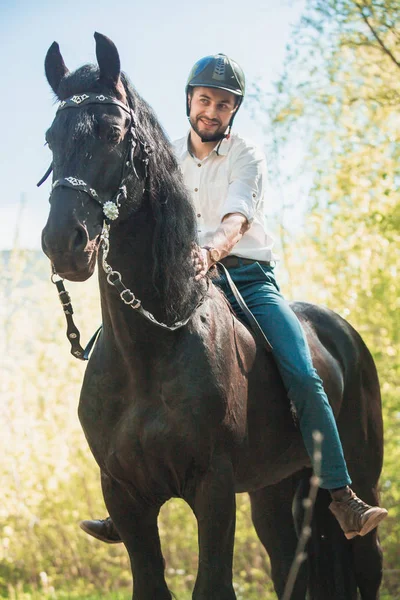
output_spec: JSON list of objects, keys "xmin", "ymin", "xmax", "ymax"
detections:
[{"xmin": 107, "ymin": 127, "xmax": 121, "ymax": 144}]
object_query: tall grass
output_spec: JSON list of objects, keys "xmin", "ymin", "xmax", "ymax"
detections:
[
  {"xmin": 1, "ymin": 248, "xmax": 398, "ymax": 599},
  {"xmin": 0, "ymin": 249, "xmax": 275, "ymax": 599}
]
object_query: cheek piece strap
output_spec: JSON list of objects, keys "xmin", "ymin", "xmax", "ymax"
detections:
[{"xmin": 37, "ymin": 92, "xmax": 152, "ymax": 223}]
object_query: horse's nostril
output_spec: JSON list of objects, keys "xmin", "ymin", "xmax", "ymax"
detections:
[{"xmin": 72, "ymin": 225, "xmax": 87, "ymax": 252}]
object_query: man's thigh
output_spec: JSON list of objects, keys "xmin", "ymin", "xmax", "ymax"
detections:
[{"xmin": 217, "ymin": 263, "xmax": 313, "ymax": 380}]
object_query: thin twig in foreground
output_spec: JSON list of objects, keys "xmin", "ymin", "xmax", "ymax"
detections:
[{"xmin": 281, "ymin": 430, "xmax": 323, "ymax": 600}]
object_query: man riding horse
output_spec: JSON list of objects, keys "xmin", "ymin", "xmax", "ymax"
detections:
[{"xmin": 79, "ymin": 53, "xmax": 387, "ymax": 543}]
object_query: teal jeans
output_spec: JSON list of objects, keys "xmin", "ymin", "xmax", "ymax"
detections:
[{"xmin": 215, "ymin": 260, "xmax": 351, "ymax": 490}]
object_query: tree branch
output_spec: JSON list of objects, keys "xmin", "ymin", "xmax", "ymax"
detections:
[{"xmin": 355, "ymin": 1, "xmax": 400, "ymax": 70}]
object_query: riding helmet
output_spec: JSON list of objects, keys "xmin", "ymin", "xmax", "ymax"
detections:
[{"xmin": 185, "ymin": 53, "xmax": 245, "ymax": 125}]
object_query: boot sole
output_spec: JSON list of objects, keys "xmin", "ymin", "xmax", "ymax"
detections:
[
  {"xmin": 79, "ymin": 521, "xmax": 122, "ymax": 544},
  {"xmin": 344, "ymin": 509, "xmax": 388, "ymax": 540}
]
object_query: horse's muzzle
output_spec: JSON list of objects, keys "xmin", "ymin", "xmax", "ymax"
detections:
[{"xmin": 41, "ymin": 221, "xmax": 100, "ymax": 281}]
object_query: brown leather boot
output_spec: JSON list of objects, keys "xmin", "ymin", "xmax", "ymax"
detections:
[
  {"xmin": 79, "ymin": 517, "xmax": 122, "ymax": 544},
  {"xmin": 329, "ymin": 487, "xmax": 388, "ymax": 540}
]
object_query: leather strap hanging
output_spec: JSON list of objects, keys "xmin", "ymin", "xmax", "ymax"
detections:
[{"xmin": 217, "ymin": 263, "xmax": 273, "ymax": 352}]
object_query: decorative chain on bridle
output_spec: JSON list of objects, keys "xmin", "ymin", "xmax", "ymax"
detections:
[{"xmin": 39, "ymin": 92, "xmax": 204, "ymax": 360}]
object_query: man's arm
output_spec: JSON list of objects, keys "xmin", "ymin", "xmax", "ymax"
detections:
[
  {"xmin": 194, "ymin": 212, "xmax": 249, "ymax": 280},
  {"xmin": 193, "ymin": 140, "xmax": 266, "ymax": 280}
]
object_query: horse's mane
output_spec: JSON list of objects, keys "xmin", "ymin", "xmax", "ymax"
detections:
[{"xmin": 58, "ymin": 65, "xmax": 203, "ymax": 322}]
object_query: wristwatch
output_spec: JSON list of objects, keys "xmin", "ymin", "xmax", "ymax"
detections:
[{"xmin": 203, "ymin": 245, "xmax": 221, "ymax": 263}]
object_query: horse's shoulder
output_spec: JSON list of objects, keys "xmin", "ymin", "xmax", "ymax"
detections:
[{"xmin": 194, "ymin": 283, "xmax": 257, "ymax": 370}]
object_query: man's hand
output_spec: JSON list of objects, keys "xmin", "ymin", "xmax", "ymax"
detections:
[
  {"xmin": 192, "ymin": 245, "xmax": 212, "ymax": 280},
  {"xmin": 191, "ymin": 213, "xmax": 249, "ymax": 280}
]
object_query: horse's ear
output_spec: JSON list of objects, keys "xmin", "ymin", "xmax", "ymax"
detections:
[
  {"xmin": 45, "ymin": 42, "xmax": 69, "ymax": 96},
  {"xmin": 94, "ymin": 32, "xmax": 121, "ymax": 88}
]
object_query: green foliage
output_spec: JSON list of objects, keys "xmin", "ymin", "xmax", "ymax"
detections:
[
  {"xmin": 254, "ymin": 0, "xmax": 400, "ymax": 596},
  {"xmin": 0, "ymin": 591, "xmax": 130, "ymax": 600},
  {"xmin": 2, "ymin": 4, "xmax": 400, "ymax": 597},
  {"xmin": 0, "ymin": 250, "xmax": 275, "ymax": 599}
]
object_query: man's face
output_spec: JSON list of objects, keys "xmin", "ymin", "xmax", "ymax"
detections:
[{"xmin": 188, "ymin": 86, "xmax": 238, "ymax": 142}]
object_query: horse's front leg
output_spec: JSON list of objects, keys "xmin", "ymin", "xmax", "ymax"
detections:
[
  {"xmin": 189, "ymin": 454, "xmax": 237, "ymax": 600},
  {"xmin": 101, "ymin": 472, "xmax": 171, "ymax": 600}
]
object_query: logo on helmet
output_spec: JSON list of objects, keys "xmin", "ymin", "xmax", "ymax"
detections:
[{"xmin": 212, "ymin": 57, "xmax": 226, "ymax": 81}]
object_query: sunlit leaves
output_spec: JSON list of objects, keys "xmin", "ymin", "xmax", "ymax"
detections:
[{"xmin": 263, "ymin": 1, "xmax": 400, "ymax": 595}]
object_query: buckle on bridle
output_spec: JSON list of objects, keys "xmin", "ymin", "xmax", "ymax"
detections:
[{"xmin": 120, "ymin": 289, "xmax": 141, "ymax": 308}]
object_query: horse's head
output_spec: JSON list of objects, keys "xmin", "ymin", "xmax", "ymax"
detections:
[{"xmin": 41, "ymin": 33, "xmax": 146, "ymax": 281}]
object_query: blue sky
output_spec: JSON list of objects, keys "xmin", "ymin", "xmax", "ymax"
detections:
[{"xmin": 0, "ymin": 0, "xmax": 305, "ymax": 249}]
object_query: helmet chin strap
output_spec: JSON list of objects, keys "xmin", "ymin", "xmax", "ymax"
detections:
[
  {"xmin": 200, "ymin": 126, "xmax": 230, "ymax": 144},
  {"xmin": 198, "ymin": 125, "xmax": 231, "ymax": 156},
  {"xmin": 189, "ymin": 116, "xmax": 232, "ymax": 144}
]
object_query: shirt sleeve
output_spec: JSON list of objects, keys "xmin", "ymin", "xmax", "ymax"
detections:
[{"xmin": 220, "ymin": 142, "xmax": 267, "ymax": 223}]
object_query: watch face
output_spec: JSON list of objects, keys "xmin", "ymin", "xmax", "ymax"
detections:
[{"xmin": 210, "ymin": 248, "xmax": 220, "ymax": 262}]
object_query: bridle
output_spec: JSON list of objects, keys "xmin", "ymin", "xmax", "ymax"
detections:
[
  {"xmin": 39, "ymin": 92, "xmax": 151, "ymax": 217},
  {"xmin": 39, "ymin": 92, "xmax": 206, "ymax": 360}
]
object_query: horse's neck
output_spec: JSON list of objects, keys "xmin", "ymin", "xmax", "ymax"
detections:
[
  {"xmin": 98, "ymin": 207, "xmax": 184, "ymax": 349},
  {"xmin": 99, "ymin": 209, "xmax": 154, "ymax": 311}
]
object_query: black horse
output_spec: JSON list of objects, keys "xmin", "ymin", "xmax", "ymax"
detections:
[{"xmin": 41, "ymin": 33, "xmax": 385, "ymax": 600}]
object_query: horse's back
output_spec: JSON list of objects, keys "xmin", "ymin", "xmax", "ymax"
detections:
[
  {"xmin": 234, "ymin": 300, "xmax": 383, "ymax": 491},
  {"xmin": 292, "ymin": 301, "xmax": 383, "ymax": 482}
]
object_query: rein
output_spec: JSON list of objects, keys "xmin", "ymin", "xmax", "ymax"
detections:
[{"xmin": 41, "ymin": 92, "xmax": 206, "ymax": 360}]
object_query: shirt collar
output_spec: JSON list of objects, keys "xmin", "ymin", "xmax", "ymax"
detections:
[
  {"xmin": 214, "ymin": 135, "xmax": 231, "ymax": 156},
  {"xmin": 184, "ymin": 131, "xmax": 232, "ymax": 159}
]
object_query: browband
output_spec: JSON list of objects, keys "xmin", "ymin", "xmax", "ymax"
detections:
[{"xmin": 57, "ymin": 93, "xmax": 132, "ymax": 115}]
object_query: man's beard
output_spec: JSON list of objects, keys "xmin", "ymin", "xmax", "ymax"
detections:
[{"xmin": 190, "ymin": 116, "xmax": 228, "ymax": 143}]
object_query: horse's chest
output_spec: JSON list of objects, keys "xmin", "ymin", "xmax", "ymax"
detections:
[
  {"xmin": 79, "ymin": 338, "xmax": 241, "ymax": 495},
  {"xmin": 106, "ymin": 405, "xmax": 206, "ymax": 496},
  {"xmin": 80, "ymin": 376, "xmax": 209, "ymax": 494}
]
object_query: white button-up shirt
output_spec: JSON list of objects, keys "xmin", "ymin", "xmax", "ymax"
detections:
[{"xmin": 173, "ymin": 132, "xmax": 277, "ymax": 262}]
